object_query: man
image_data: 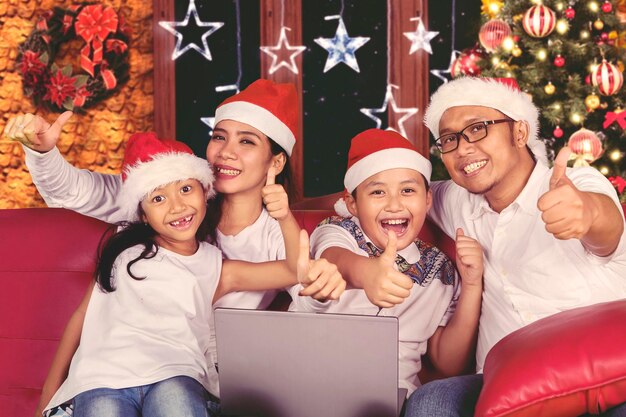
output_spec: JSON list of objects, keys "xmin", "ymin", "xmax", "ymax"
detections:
[{"xmin": 404, "ymin": 77, "xmax": 626, "ymax": 416}]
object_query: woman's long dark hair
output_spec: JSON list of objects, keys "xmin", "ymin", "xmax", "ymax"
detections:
[
  {"xmin": 95, "ymin": 205, "xmax": 212, "ymax": 292},
  {"xmin": 204, "ymin": 136, "xmax": 291, "ymax": 244}
]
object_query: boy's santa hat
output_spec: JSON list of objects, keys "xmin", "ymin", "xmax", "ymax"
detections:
[
  {"xmin": 214, "ymin": 79, "xmax": 298, "ymax": 156},
  {"xmin": 334, "ymin": 129, "xmax": 432, "ymax": 217},
  {"xmin": 424, "ymin": 77, "xmax": 547, "ymax": 165},
  {"xmin": 119, "ymin": 132, "xmax": 215, "ymax": 221}
]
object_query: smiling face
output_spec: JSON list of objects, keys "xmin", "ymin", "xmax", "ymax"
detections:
[
  {"xmin": 140, "ymin": 179, "xmax": 207, "ymax": 255},
  {"xmin": 345, "ymin": 168, "xmax": 432, "ymax": 251},
  {"xmin": 439, "ymin": 105, "xmax": 535, "ymax": 210},
  {"xmin": 205, "ymin": 119, "xmax": 285, "ymax": 198}
]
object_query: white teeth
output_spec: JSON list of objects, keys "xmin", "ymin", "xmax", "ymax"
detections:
[
  {"xmin": 217, "ymin": 167, "xmax": 240, "ymax": 176},
  {"xmin": 171, "ymin": 216, "xmax": 192, "ymax": 226},
  {"xmin": 382, "ymin": 219, "xmax": 407, "ymax": 225},
  {"xmin": 463, "ymin": 160, "xmax": 487, "ymax": 174}
]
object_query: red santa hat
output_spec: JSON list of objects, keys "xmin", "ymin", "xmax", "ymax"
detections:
[
  {"xmin": 424, "ymin": 77, "xmax": 547, "ymax": 165},
  {"xmin": 214, "ymin": 79, "xmax": 298, "ymax": 156},
  {"xmin": 119, "ymin": 132, "xmax": 215, "ymax": 220},
  {"xmin": 335, "ymin": 129, "xmax": 432, "ymax": 217}
]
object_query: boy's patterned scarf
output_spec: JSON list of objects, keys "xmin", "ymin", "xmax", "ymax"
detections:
[{"xmin": 318, "ymin": 216, "xmax": 455, "ymax": 287}]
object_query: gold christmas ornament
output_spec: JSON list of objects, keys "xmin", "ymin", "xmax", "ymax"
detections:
[
  {"xmin": 594, "ymin": 19, "xmax": 605, "ymax": 30},
  {"xmin": 512, "ymin": 46, "xmax": 522, "ymax": 57},
  {"xmin": 585, "ymin": 94, "xmax": 601, "ymax": 110},
  {"xmin": 481, "ymin": 0, "xmax": 504, "ymax": 19},
  {"xmin": 544, "ymin": 82, "xmax": 556, "ymax": 95}
]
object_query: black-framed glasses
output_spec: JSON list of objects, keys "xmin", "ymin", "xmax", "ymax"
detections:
[{"xmin": 434, "ymin": 119, "xmax": 515, "ymax": 154}]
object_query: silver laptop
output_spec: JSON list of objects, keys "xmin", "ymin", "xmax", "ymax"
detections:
[{"xmin": 214, "ymin": 308, "xmax": 404, "ymax": 417}]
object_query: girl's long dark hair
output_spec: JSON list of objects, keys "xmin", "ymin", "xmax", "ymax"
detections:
[
  {"xmin": 95, "ymin": 205, "xmax": 212, "ymax": 292},
  {"xmin": 205, "ymin": 136, "xmax": 291, "ymax": 244}
]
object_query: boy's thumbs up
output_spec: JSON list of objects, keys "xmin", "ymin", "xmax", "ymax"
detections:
[
  {"xmin": 266, "ymin": 165, "xmax": 276, "ymax": 186},
  {"xmin": 549, "ymin": 146, "xmax": 572, "ymax": 190},
  {"xmin": 380, "ymin": 230, "xmax": 398, "ymax": 266}
]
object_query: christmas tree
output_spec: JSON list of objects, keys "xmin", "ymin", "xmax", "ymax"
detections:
[{"xmin": 475, "ymin": 0, "xmax": 625, "ymax": 198}]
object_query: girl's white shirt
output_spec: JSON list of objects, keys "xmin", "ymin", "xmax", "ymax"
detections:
[{"xmin": 46, "ymin": 242, "xmax": 222, "ymax": 410}]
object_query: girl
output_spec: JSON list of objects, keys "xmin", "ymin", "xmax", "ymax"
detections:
[
  {"xmin": 6, "ymin": 80, "xmax": 344, "ymax": 415},
  {"xmin": 44, "ymin": 132, "xmax": 323, "ymax": 417}
]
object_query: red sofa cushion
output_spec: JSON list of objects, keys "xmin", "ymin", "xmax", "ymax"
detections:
[{"xmin": 475, "ymin": 299, "xmax": 626, "ymax": 417}]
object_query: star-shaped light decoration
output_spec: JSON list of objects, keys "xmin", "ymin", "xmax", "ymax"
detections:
[
  {"xmin": 403, "ymin": 17, "xmax": 439, "ymax": 55},
  {"xmin": 430, "ymin": 50, "xmax": 460, "ymax": 84},
  {"xmin": 360, "ymin": 85, "xmax": 419, "ymax": 138},
  {"xmin": 314, "ymin": 15, "xmax": 370, "ymax": 73},
  {"xmin": 260, "ymin": 26, "xmax": 307, "ymax": 75},
  {"xmin": 201, "ymin": 116, "xmax": 216, "ymax": 135},
  {"xmin": 159, "ymin": 0, "xmax": 224, "ymax": 61},
  {"xmin": 201, "ymin": 84, "xmax": 240, "ymax": 135}
]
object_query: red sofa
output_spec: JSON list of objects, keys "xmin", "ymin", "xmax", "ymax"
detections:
[
  {"xmin": 2, "ymin": 205, "xmax": 625, "ymax": 417},
  {"xmin": 0, "ymin": 207, "xmax": 454, "ymax": 416}
]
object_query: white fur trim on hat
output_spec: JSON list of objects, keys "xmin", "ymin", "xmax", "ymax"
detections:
[
  {"xmin": 334, "ymin": 197, "xmax": 352, "ymax": 218},
  {"xmin": 344, "ymin": 148, "xmax": 432, "ymax": 193},
  {"xmin": 215, "ymin": 101, "xmax": 296, "ymax": 156},
  {"xmin": 424, "ymin": 77, "xmax": 547, "ymax": 165},
  {"xmin": 119, "ymin": 152, "xmax": 215, "ymax": 221}
]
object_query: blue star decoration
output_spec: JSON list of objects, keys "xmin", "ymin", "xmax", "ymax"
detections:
[
  {"xmin": 159, "ymin": 0, "xmax": 224, "ymax": 61},
  {"xmin": 360, "ymin": 85, "xmax": 419, "ymax": 138},
  {"xmin": 260, "ymin": 26, "xmax": 307, "ymax": 75},
  {"xmin": 403, "ymin": 17, "xmax": 439, "ymax": 55},
  {"xmin": 314, "ymin": 16, "xmax": 370, "ymax": 73}
]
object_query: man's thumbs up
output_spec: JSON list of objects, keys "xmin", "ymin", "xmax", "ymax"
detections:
[
  {"xmin": 4, "ymin": 111, "xmax": 72, "ymax": 152},
  {"xmin": 549, "ymin": 146, "xmax": 572, "ymax": 190},
  {"xmin": 380, "ymin": 230, "xmax": 398, "ymax": 266}
]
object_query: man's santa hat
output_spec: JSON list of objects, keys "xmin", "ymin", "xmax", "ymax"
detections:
[
  {"xmin": 119, "ymin": 132, "xmax": 215, "ymax": 221},
  {"xmin": 214, "ymin": 79, "xmax": 298, "ymax": 156},
  {"xmin": 335, "ymin": 129, "xmax": 432, "ymax": 217},
  {"xmin": 424, "ymin": 77, "xmax": 547, "ymax": 165}
]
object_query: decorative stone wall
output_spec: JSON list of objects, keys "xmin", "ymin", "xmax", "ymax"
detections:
[{"xmin": 0, "ymin": 0, "xmax": 154, "ymax": 208}]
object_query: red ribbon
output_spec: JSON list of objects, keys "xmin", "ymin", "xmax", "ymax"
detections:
[
  {"xmin": 603, "ymin": 110, "xmax": 626, "ymax": 130},
  {"xmin": 74, "ymin": 5, "xmax": 118, "ymax": 77},
  {"xmin": 101, "ymin": 68, "xmax": 117, "ymax": 90}
]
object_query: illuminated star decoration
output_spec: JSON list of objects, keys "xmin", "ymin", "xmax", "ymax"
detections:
[
  {"xmin": 260, "ymin": 26, "xmax": 307, "ymax": 75},
  {"xmin": 403, "ymin": 17, "xmax": 439, "ymax": 55},
  {"xmin": 360, "ymin": 85, "xmax": 419, "ymax": 138},
  {"xmin": 430, "ymin": 50, "xmax": 460, "ymax": 84},
  {"xmin": 201, "ymin": 84, "xmax": 240, "ymax": 135},
  {"xmin": 314, "ymin": 15, "xmax": 370, "ymax": 73},
  {"xmin": 159, "ymin": 0, "xmax": 224, "ymax": 61}
]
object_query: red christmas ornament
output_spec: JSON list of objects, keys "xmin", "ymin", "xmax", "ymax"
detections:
[
  {"xmin": 591, "ymin": 60, "xmax": 624, "ymax": 96},
  {"xmin": 567, "ymin": 128, "xmax": 603, "ymax": 165},
  {"xmin": 478, "ymin": 19, "xmax": 512, "ymax": 52},
  {"xmin": 553, "ymin": 126, "xmax": 564, "ymax": 138},
  {"xmin": 523, "ymin": 4, "xmax": 556, "ymax": 38},
  {"xmin": 451, "ymin": 48, "xmax": 484, "ymax": 78},
  {"xmin": 585, "ymin": 75, "xmax": 591, "ymax": 85},
  {"xmin": 601, "ymin": 32, "xmax": 609, "ymax": 41},
  {"xmin": 565, "ymin": 6, "xmax": 576, "ymax": 19},
  {"xmin": 554, "ymin": 55, "xmax": 566, "ymax": 67},
  {"xmin": 602, "ymin": 1, "xmax": 613, "ymax": 13}
]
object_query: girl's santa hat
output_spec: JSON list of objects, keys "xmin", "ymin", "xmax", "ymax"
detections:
[
  {"xmin": 214, "ymin": 79, "xmax": 298, "ymax": 156},
  {"xmin": 119, "ymin": 132, "xmax": 215, "ymax": 221},
  {"xmin": 335, "ymin": 129, "xmax": 432, "ymax": 217},
  {"xmin": 424, "ymin": 77, "xmax": 547, "ymax": 165}
]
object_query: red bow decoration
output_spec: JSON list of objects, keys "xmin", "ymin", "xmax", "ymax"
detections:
[
  {"xmin": 74, "ymin": 5, "xmax": 118, "ymax": 77},
  {"xmin": 609, "ymin": 176, "xmax": 626, "ymax": 194},
  {"xmin": 603, "ymin": 110, "xmax": 626, "ymax": 130},
  {"xmin": 100, "ymin": 62, "xmax": 117, "ymax": 90}
]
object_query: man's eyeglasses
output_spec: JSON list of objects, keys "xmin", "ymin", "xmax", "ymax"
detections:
[{"xmin": 434, "ymin": 119, "xmax": 515, "ymax": 154}]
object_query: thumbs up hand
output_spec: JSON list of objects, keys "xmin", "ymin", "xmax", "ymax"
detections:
[
  {"xmin": 261, "ymin": 165, "xmax": 290, "ymax": 221},
  {"xmin": 455, "ymin": 228, "xmax": 483, "ymax": 287},
  {"xmin": 361, "ymin": 231, "xmax": 413, "ymax": 309},
  {"xmin": 4, "ymin": 111, "xmax": 73, "ymax": 152},
  {"xmin": 296, "ymin": 230, "xmax": 346, "ymax": 301},
  {"xmin": 537, "ymin": 147, "xmax": 596, "ymax": 240}
]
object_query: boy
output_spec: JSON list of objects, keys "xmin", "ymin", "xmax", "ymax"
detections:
[{"xmin": 290, "ymin": 128, "xmax": 483, "ymax": 397}]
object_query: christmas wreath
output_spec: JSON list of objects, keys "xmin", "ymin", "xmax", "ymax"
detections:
[{"xmin": 17, "ymin": 3, "xmax": 130, "ymax": 112}]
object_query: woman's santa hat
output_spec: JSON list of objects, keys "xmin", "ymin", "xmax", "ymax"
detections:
[
  {"xmin": 119, "ymin": 132, "xmax": 215, "ymax": 221},
  {"xmin": 214, "ymin": 79, "xmax": 298, "ymax": 156},
  {"xmin": 424, "ymin": 77, "xmax": 547, "ymax": 165},
  {"xmin": 335, "ymin": 129, "xmax": 432, "ymax": 217}
]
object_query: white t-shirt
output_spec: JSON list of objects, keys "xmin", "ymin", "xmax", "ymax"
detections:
[
  {"xmin": 46, "ymin": 242, "xmax": 222, "ymax": 410},
  {"xmin": 428, "ymin": 162, "xmax": 626, "ymax": 372},
  {"xmin": 291, "ymin": 216, "xmax": 460, "ymax": 395}
]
